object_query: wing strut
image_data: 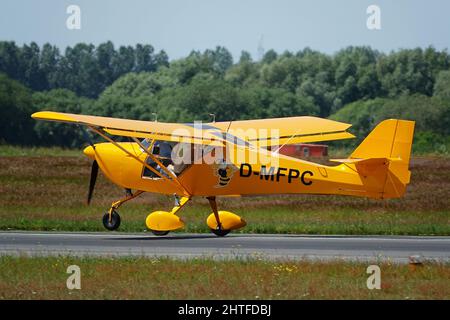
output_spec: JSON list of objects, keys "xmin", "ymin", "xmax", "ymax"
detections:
[
  {"xmin": 88, "ymin": 125, "xmax": 190, "ymax": 196},
  {"xmin": 131, "ymin": 137, "xmax": 188, "ymax": 192}
]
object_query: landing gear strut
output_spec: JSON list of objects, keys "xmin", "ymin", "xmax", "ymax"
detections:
[
  {"xmin": 145, "ymin": 195, "xmax": 190, "ymax": 236},
  {"xmin": 102, "ymin": 190, "xmax": 144, "ymax": 231}
]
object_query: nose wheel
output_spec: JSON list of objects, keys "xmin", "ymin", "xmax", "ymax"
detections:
[
  {"xmin": 101, "ymin": 190, "xmax": 144, "ymax": 231},
  {"xmin": 102, "ymin": 210, "xmax": 121, "ymax": 231}
]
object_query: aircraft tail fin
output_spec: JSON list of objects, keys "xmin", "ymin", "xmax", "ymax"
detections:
[
  {"xmin": 350, "ymin": 119, "xmax": 415, "ymax": 163},
  {"xmin": 334, "ymin": 119, "xmax": 415, "ymax": 198}
]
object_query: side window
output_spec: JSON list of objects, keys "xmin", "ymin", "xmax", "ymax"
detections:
[
  {"xmin": 152, "ymin": 144, "xmax": 160, "ymax": 155},
  {"xmin": 142, "ymin": 155, "xmax": 159, "ymax": 178},
  {"xmin": 141, "ymin": 141, "xmax": 176, "ymax": 179}
]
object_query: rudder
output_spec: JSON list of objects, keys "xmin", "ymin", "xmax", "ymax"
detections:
[
  {"xmin": 350, "ymin": 119, "xmax": 415, "ymax": 198},
  {"xmin": 351, "ymin": 119, "xmax": 414, "ymax": 161}
]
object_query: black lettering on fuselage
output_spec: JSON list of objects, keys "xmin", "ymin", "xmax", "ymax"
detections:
[
  {"xmin": 276, "ymin": 167, "xmax": 287, "ymax": 182},
  {"xmin": 240, "ymin": 163, "xmax": 252, "ymax": 177},
  {"xmin": 301, "ymin": 171, "xmax": 313, "ymax": 185},
  {"xmin": 239, "ymin": 164, "xmax": 313, "ymax": 186},
  {"xmin": 260, "ymin": 165, "xmax": 275, "ymax": 181},
  {"xmin": 288, "ymin": 168, "xmax": 300, "ymax": 183}
]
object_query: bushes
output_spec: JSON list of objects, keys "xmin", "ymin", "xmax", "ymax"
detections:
[
  {"xmin": 0, "ymin": 74, "xmax": 35, "ymax": 145},
  {"xmin": 413, "ymin": 132, "xmax": 450, "ymax": 155}
]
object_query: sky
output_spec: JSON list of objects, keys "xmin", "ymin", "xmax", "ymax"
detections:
[{"xmin": 0, "ymin": 0, "xmax": 449, "ymax": 60}]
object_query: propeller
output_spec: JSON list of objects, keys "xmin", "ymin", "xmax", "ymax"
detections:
[
  {"xmin": 78, "ymin": 125, "xmax": 98, "ymax": 205},
  {"xmin": 87, "ymin": 160, "xmax": 98, "ymax": 205}
]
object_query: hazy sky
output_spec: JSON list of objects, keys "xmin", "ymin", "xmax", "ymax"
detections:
[{"xmin": 1, "ymin": 0, "xmax": 449, "ymax": 60}]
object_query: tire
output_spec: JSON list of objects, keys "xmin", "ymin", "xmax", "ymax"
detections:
[
  {"xmin": 210, "ymin": 228, "xmax": 230, "ymax": 237},
  {"xmin": 102, "ymin": 210, "xmax": 121, "ymax": 231},
  {"xmin": 151, "ymin": 230, "xmax": 170, "ymax": 236}
]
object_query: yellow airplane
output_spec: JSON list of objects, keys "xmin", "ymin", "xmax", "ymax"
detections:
[{"xmin": 31, "ymin": 111, "xmax": 415, "ymax": 236}]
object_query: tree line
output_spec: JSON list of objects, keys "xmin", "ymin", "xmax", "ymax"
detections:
[
  {"xmin": 0, "ymin": 41, "xmax": 169, "ymax": 98},
  {"xmin": 0, "ymin": 41, "xmax": 449, "ymax": 153}
]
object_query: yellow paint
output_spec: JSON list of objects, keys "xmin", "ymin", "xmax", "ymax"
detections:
[
  {"xmin": 256, "ymin": 131, "xmax": 355, "ymax": 147},
  {"xmin": 32, "ymin": 111, "xmax": 355, "ymax": 147},
  {"xmin": 145, "ymin": 211, "xmax": 185, "ymax": 231},
  {"xmin": 169, "ymin": 196, "xmax": 191, "ymax": 215},
  {"xmin": 206, "ymin": 211, "xmax": 247, "ymax": 230},
  {"xmin": 83, "ymin": 145, "xmax": 95, "ymax": 160}
]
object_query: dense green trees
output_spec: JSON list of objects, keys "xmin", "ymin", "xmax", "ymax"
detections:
[
  {"xmin": 376, "ymin": 48, "xmax": 449, "ymax": 97},
  {"xmin": 32, "ymin": 89, "xmax": 93, "ymax": 147},
  {"xmin": 0, "ymin": 74, "xmax": 35, "ymax": 145},
  {"xmin": 0, "ymin": 41, "xmax": 169, "ymax": 98},
  {"xmin": 331, "ymin": 95, "xmax": 450, "ymax": 153},
  {"xmin": 0, "ymin": 41, "xmax": 449, "ymax": 153},
  {"xmin": 434, "ymin": 70, "xmax": 450, "ymax": 100}
]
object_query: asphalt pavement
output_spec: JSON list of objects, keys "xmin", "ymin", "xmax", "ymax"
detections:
[{"xmin": 0, "ymin": 231, "xmax": 449, "ymax": 263}]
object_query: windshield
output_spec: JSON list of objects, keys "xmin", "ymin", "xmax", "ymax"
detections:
[{"xmin": 140, "ymin": 138, "xmax": 151, "ymax": 150}]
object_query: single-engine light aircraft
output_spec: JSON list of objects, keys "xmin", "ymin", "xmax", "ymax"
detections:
[{"xmin": 31, "ymin": 111, "xmax": 415, "ymax": 236}]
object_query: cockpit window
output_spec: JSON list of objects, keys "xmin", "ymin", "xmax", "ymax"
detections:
[
  {"xmin": 140, "ymin": 138, "xmax": 151, "ymax": 151},
  {"xmin": 140, "ymin": 140, "xmax": 197, "ymax": 179},
  {"xmin": 140, "ymin": 138, "xmax": 164, "ymax": 156},
  {"xmin": 152, "ymin": 144, "xmax": 160, "ymax": 155},
  {"xmin": 142, "ymin": 141, "xmax": 175, "ymax": 179}
]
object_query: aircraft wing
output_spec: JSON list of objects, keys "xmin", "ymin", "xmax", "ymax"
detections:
[
  {"xmin": 32, "ymin": 112, "xmax": 354, "ymax": 147},
  {"xmin": 212, "ymin": 116, "xmax": 355, "ymax": 147},
  {"xmin": 31, "ymin": 111, "xmax": 225, "ymax": 146}
]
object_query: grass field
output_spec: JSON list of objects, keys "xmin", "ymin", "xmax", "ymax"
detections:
[
  {"xmin": 0, "ymin": 256, "xmax": 448, "ymax": 299},
  {"xmin": 0, "ymin": 145, "xmax": 81, "ymax": 157},
  {"xmin": 0, "ymin": 146, "xmax": 449, "ymax": 235}
]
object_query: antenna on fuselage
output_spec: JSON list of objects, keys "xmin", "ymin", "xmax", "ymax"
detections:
[
  {"xmin": 209, "ymin": 113, "xmax": 216, "ymax": 123},
  {"xmin": 152, "ymin": 112, "xmax": 158, "ymax": 122}
]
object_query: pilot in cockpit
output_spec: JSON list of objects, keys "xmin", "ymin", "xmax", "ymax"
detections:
[{"xmin": 141, "ymin": 139, "xmax": 175, "ymax": 178}]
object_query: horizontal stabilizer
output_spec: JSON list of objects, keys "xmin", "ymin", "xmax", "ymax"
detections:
[{"xmin": 329, "ymin": 157, "xmax": 402, "ymax": 166}]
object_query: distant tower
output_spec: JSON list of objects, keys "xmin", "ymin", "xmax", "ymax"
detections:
[{"xmin": 257, "ymin": 35, "xmax": 265, "ymax": 61}]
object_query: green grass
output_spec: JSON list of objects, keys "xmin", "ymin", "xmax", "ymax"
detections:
[
  {"xmin": 0, "ymin": 256, "xmax": 448, "ymax": 299},
  {"xmin": 1, "ymin": 206, "xmax": 449, "ymax": 235},
  {"xmin": 0, "ymin": 145, "xmax": 81, "ymax": 157}
]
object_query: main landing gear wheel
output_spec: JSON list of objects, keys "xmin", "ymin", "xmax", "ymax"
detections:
[
  {"xmin": 210, "ymin": 227, "xmax": 230, "ymax": 237},
  {"xmin": 102, "ymin": 210, "xmax": 121, "ymax": 231},
  {"xmin": 151, "ymin": 230, "xmax": 170, "ymax": 236}
]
